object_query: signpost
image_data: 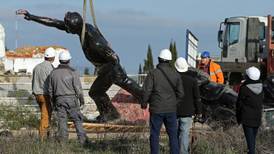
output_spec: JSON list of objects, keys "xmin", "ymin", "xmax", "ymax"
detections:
[{"xmin": 185, "ymin": 29, "xmax": 199, "ymax": 68}]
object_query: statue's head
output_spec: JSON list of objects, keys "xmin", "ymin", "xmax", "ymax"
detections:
[{"xmin": 64, "ymin": 12, "xmax": 83, "ymax": 34}]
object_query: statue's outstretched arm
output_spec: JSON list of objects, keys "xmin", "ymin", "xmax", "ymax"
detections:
[{"xmin": 16, "ymin": 9, "xmax": 66, "ymax": 31}]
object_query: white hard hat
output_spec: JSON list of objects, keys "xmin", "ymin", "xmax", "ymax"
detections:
[
  {"xmin": 246, "ymin": 66, "xmax": 260, "ymax": 81},
  {"xmin": 158, "ymin": 49, "xmax": 172, "ymax": 61},
  {"xmin": 175, "ymin": 57, "xmax": 189, "ymax": 72},
  {"xmin": 44, "ymin": 47, "xmax": 56, "ymax": 58},
  {"xmin": 59, "ymin": 51, "xmax": 72, "ymax": 61}
]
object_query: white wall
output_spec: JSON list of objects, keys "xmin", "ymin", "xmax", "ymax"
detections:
[
  {"xmin": 3, "ymin": 58, "xmax": 13, "ymax": 71},
  {"xmin": 2, "ymin": 47, "xmax": 68, "ymax": 74},
  {"xmin": 4, "ymin": 57, "xmax": 44, "ymax": 74}
]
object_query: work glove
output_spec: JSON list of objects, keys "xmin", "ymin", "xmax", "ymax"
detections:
[
  {"xmin": 80, "ymin": 99, "xmax": 85, "ymax": 107},
  {"xmin": 79, "ymin": 100, "xmax": 85, "ymax": 110},
  {"xmin": 79, "ymin": 94, "xmax": 85, "ymax": 108},
  {"xmin": 80, "ymin": 100, "xmax": 85, "ymax": 107}
]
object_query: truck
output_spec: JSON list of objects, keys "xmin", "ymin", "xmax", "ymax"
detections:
[
  {"xmin": 217, "ymin": 15, "xmax": 274, "ymax": 85},
  {"xmin": 217, "ymin": 15, "xmax": 274, "ymax": 128},
  {"xmin": 217, "ymin": 15, "xmax": 274, "ymax": 103}
]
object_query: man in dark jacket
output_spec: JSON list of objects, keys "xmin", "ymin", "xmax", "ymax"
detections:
[
  {"xmin": 174, "ymin": 57, "xmax": 202, "ymax": 154},
  {"xmin": 143, "ymin": 49, "xmax": 184, "ymax": 154},
  {"xmin": 236, "ymin": 66, "xmax": 263, "ymax": 154}
]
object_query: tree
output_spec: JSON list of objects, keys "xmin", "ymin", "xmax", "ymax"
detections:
[
  {"xmin": 84, "ymin": 67, "xmax": 90, "ymax": 75},
  {"xmin": 143, "ymin": 44, "xmax": 154, "ymax": 73},
  {"xmin": 169, "ymin": 41, "xmax": 178, "ymax": 68},
  {"xmin": 138, "ymin": 64, "xmax": 143, "ymax": 74}
]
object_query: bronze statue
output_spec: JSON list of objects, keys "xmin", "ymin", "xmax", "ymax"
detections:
[{"xmin": 16, "ymin": 9, "xmax": 143, "ymax": 122}]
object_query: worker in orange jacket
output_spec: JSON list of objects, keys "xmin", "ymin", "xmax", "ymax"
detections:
[{"xmin": 198, "ymin": 51, "xmax": 224, "ymax": 84}]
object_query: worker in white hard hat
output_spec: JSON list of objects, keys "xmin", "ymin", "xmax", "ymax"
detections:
[
  {"xmin": 142, "ymin": 49, "xmax": 184, "ymax": 154},
  {"xmin": 236, "ymin": 66, "xmax": 263, "ymax": 154},
  {"xmin": 48, "ymin": 50, "xmax": 88, "ymax": 144},
  {"xmin": 32, "ymin": 47, "xmax": 55, "ymax": 141},
  {"xmin": 174, "ymin": 57, "xmax": 202, "ymax": 154}
]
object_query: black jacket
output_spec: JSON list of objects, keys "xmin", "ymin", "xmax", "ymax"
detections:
[
  {"xmin": 177, "ymin": 71, "xmax": 202, "ymax": 117},
  {"xmin": 143, "ymin": 63, "xmax": 184, "ymax": 113},
  {"xmin": 236, "ymin": 79, "xmax": 263, "ymax": 127}
]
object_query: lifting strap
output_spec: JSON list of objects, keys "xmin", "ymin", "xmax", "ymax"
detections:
[
  {"xmin": 81, "ymin": 0, "xmax": 97, "ymax": 45},
  {"xmin": 89, "ymin": 0, "xmax": 98, "ymax": 28}
]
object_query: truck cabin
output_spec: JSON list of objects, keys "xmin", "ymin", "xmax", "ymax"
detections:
[{"xmin": 217, "ymin": 16, "xmax": 274, "ymax": 84}]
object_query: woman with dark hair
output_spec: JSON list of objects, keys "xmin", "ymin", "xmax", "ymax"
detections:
[{"xmin": 236, "ymin": 66, "xmax": 263, "ymax": 154}]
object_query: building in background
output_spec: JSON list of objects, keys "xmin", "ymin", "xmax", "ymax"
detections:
[
  {"xmin": 0, "ymin": 24, "xmax": 68, "ymax": 75},
  {"xmin": 3, "ymin": 46, "xmax": 67, "ymax": 75}
]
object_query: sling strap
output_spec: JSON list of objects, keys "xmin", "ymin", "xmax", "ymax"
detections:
[
  {"xmin": 157, "ymin": 67, "xmax": 177, "ymax": 95},
  {"xmin": 81, "ymin": 0, "xmax": 98, "ymax": 45}
]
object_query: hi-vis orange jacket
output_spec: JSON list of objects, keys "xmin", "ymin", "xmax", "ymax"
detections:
[
  {"xmin": 199, "ymin": 60, "xmax": 224, "ymax": 84},
  {"xmin": 209, "ymin": 61, "xmax": 224, "ymax": 84}
]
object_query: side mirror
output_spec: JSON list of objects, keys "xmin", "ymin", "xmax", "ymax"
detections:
[
  {"xmin": 218, "ymin": 30, "xmax": 223, "ymax": 48},
  {"xmin": 218, "ymin": 30, "xmax": 223, "ymax": 42}
]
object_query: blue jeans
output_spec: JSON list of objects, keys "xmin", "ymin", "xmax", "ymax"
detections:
[
  {"xmin": 242, "ymin": 125, "xmax": 259, "ymax": 154},
  {"xmin": 150, "ymin": 112, "xmax": 179, "ymax": 154},
  {"xmin": 178, "ymin": 117, "xmax": 192, "ymax": 154}
]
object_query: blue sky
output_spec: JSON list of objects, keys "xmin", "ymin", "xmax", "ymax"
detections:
[{"xmin": 1, "ymin": 0, "xmax": 274, "ymax": 74}]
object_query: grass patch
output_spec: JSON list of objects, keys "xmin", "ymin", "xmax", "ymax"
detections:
[
  {"xmin": 0, "ymin": 105, "xmax": 39, "ymax": 130},
  {"xmin": 0, "ymin": 102, "xmax": 273, "ymax": 153},
  {"xmin": 0, "ymin": 127, "xmax": 274, "ymax": 154},
  {"xmin": 0, "ymin": 133, "xmax": 164, "ymax": 154},
  {"xmin": 191, "ymin": 126, "xmax": 274, "ymax": 154},
  {"xmin": 0, "ymin": 126, "xmax": 273, "ymax": 153}
]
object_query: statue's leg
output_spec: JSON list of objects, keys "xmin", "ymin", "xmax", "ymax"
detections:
[
  {"xmin": 88, "ymin": 64, "xmax": 120, "ymax": 122},
  {"xmin": 112, "ymin": 63, "xmax": 143, "ymax": 104}
]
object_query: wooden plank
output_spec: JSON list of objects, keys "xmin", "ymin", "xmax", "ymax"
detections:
[{"xmin": 68, "ymin": 122, "xmax": 149, "ymax": 133}]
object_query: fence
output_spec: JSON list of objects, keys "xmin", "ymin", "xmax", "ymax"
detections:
[{"xmin": 0, "ymin": 74, "xmax": 147, "ymax": 118}]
